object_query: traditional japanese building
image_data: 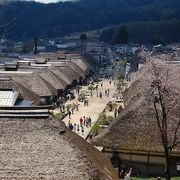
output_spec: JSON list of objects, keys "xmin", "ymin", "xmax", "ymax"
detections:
[
  {"xmin": 0, "ymin": 53, "xmax": 91, "ymax": 106},
  {"xmin": 0, "ymin": 109, "xmax": 119, "ymax": 180},
  {"xmin": 93, "ymin": 64, "xmax": 180, "ymax": 177}
]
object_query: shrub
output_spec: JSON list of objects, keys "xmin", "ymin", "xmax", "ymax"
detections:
[
  {"xmin": 88, "ymin": 84, "xmax": 95, "ymax": 91},
  {"xmin": 91, "ymin": 123, "xmax": 101, "ymax": 136},
  {"xmin": 99, "ymin": 114, "xmax": 113, "ymax": 125},
  {"xmin": 56, "ymin": 112, "xmax": 65, "ymax": 120}
]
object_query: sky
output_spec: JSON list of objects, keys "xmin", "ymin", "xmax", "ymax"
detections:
[{"xmin": 34, "ymin": 0, "xmax": 68, "ymax": 3}]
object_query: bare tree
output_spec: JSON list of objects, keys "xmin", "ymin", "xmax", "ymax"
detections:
[
  {"xmin": 0, "ymin": 17, "xmax": 16, "ymax": 41},
  {"xmin": 137, "ymin": 51, "xmax": 180, "ymax": 180},
  {"xmin": 151, "ymin": 63, "xmax": 179, "ymax": 180}
]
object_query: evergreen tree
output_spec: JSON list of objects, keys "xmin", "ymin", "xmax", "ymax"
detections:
[
  {"xmin": 33, "ymin": 36, "xmax": 38, "ymax": 55},
  {"xmin": 113, "ymin": 25, "xmax": 129, "ymax": 44},
  {"xmin": 152, "ymin": 35, "xmax": 166, "ymax": 45},
  {"xmin": 80, "ymin": 33, "xmax": 87, "ymax": 41}
]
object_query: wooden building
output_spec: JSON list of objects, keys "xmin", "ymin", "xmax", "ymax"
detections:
[
  {"xmin": 0, "ymin": 109, "xmax": 119, "ymax": 180},
  {"xmin": 0, "ymin": 53, "xmax": 91, "ymax": 105},
  {"xmin": 93, "ymin": 64, "xmax": 180, "ymax": 177}
]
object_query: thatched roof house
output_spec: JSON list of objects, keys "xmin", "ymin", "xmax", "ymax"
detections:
[
  {"xmin": 71, "ymin": 58, "xmax": 90, "ymax": 72},
  {"xmin": 12, "ymin": 74, "xmax": 52, "ymax": 105},
  {"xmin": 56, "ymin": 66, "xmax": 80, "ymax": 85},
  {"xmin": 93, "ymin": 93, "xmax": 180, "ymax": 152},
  {"xmin": 93, "ymin": 63, "xmax": 180, "ymax": 176},
  {"xmin": 64, "ymin": 61, "xmax": 86, "ymax": 77},
  {"xmin": 0, "ymin": 68, "xmax": 78, "ymax": 105},
  {"xmin": 93, "ymin": 84, "xmax": 180, "ymax": 176},
  {"xmin": 47, "ymin": 66, "xmax": 71, "ymax": 85},
  {"xmin": 0, "ymin": 114, "xmax": 118, "ymax": 180},
  {"xmin": 0, "ymin": 53, "xmax": 91, "ymax": 105},
  {"xmin": 0, "ymin": 73, "xmax": 52, "ymax": 106},
  {"xmin": 38, "ymin": 68, "xmax": 67, "ymax": 96},
  {"xmin": 0, "ymin": 77, "xmax": 16, "ymax": 90}
]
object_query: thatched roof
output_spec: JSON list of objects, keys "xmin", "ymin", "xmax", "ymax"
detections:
[
  {"xmin": 39, "ymin": 52, "xmax": 66, "ymax": 60},
  {"xmin": 56, "ymin": 66, "xmax": 80, "ymax": 84},
  {"xmin": 0, "ymin": 74, "xmax": 51, "ymax": 105},
  {"xmin": 38, "ymin": 68, "xmax": 66, "ymax": 91},
  {"xmin": 0, "ymin": 55, "xmax": 90, "ymax": 104},
  {"xmin": 63, "ymin": 61, "xmax": 86, "ymax": 77},
  {"xmin": 12, "ymin": 74, "xmax": 52, "ymax": 97},
  {"xmin": 71, "ymin": 58, "xmax": 90, "ymax": 71},
  {"xmin": 0, "ymin": 115, "xmax": 118, "ymax": 180},
  {"xmin": 47, "ymin": 66, "xmax": 70, "ymax": 85},
  {"xmin": 126, "ymin": 63, "xmax": 180, "ymax": 105},
  {"xmin": 93, "ymin": 63, "xmax": 180, "ymax": 153},
  {"xmin": 123, "ymin": 79, "xmax": 148, "ymax": 107},
  {"xmin": 93, "ymin": 94, "xmax": 180, "ymax": 153},
  {"xmin": 0, "ymin": 77, "xmax": 16, "ymax": 90}
]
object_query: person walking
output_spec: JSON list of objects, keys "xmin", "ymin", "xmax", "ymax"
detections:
[
  {"xmin": 84, "ymin": 99, "xmax": 86, "ymax": 106},
  {"xmin": 90, "ymin": 91, "xmax": 93, "ymax": 98},
  {"xmin": 118, "ymin": 105, "xmax": 123, "ymax": 114},
  {"xmin": 73, "ymin": 123, "xmax": 76, "ymax": 133},
  {"xmin": 59, "ymin": 104, "xmax": 62, "ymax": 112},
  {"xmin": 67, "ymin": 106, "xmax": 70, "ymax": 113},
  {"xmin": 69, "ymin": 123, "xmax": 73, "ymax": 131},
  {"xmin": 56, "ymin": 99, "xmax": 60, "ymax": 108},
  {"xmin": 68, "ymin": 120, "xmax": 71, "ymax": 128},
  {"xmin": 107, "ymin": 88, "xmax": 110, "ymax": 97},
  {"xmin": 62, "ymin": 104, "xmax": 65, "ymax": 112},
  {"xmin": 77, "ymin": 125, "xmax": 80, "ymax": 134},
  {"xmin": 109, "ymin": 81, "xmax": 112, "ymax": 86},
  {"xmin": 88, "ymin": 116, "xmax": 92, "ymax": 127},
  {"xmin": 86, "ymin": 99, "xmax": 89, "ymax": 106},
  {"xmin": 99, "ymin": 92, "xmax": 102, "ymax": 99},
  {"xmin": 83, "ymin": 116, "xmax": 86, "ymax": 126},
  {"xmin": 68, "ymin": 110, "xmax": 71, "ymax": 119},
  {"xmin": 86, "ymin": 117, "xmax": 89, "ymax": 127},
  {"xmin": 76, "ymin": 103, "xmax": 79, "ymax": 111},
  {"xmin": 80, "ymin": 117, "xmax": 83, "ymax": 126},
  {"xmin": 77, "ymin": 87, "xmax": 80, "ymax": 95},
  {"xmin": 114, "ymin": 108, "xmax": 118, "ymax": 118},
  {"xmin": 105, "ymin": 90, "xmax": 107, "ymax": 96},
  {"xmin": 71, "ymin": 107, "xmax": 74, "ymax": 114},
  {"xmin": 95, "ymin": 85, "xmax": 98, "ymax": 91},
  {"xmin": 81, "ymin": 126, "xmax": 84, "ymax": 135}
]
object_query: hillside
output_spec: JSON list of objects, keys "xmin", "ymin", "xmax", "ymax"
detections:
[
  {"xmin": 99, "ymin": 20, "xmax": 180, "ymax": 44},
  {"xmin": 0, "ymin": 0, "xmax": 180, "ymax": 41}
]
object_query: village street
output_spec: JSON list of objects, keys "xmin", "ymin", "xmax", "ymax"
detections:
[{"xmin": 54, "ymin": 79, "xmax": 118, "ymax": 139}]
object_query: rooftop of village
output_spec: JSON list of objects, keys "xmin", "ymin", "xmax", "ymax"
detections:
[{"xmin": 0, "ymin": 39, "xmax": 179, "ymax": 179}]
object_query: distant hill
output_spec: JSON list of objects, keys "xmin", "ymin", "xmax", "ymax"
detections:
[
  {"xmin": 99, "ymin": 20, "xmax": 180, "ymax": 44},
  {"xmin": 0, "ymin": 0, "xmax": 180, "ymax": 42}
]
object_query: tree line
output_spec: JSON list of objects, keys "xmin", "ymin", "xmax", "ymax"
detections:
[
  {"xmin": 100, "ymin": 20, "xmax": 180, "ymax": 44},
  {"xmin": 0, "ymin": 0, "xmax": 180, "ymax": 41}
]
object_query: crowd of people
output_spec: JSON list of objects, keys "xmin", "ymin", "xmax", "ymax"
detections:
[
  {"xmin": 53, "ymin": 78, "xmax": 123, "ymax": 138},
  {"xmin": 68, "ymin": 116, "xmax": 92, "ymax": 135}
]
